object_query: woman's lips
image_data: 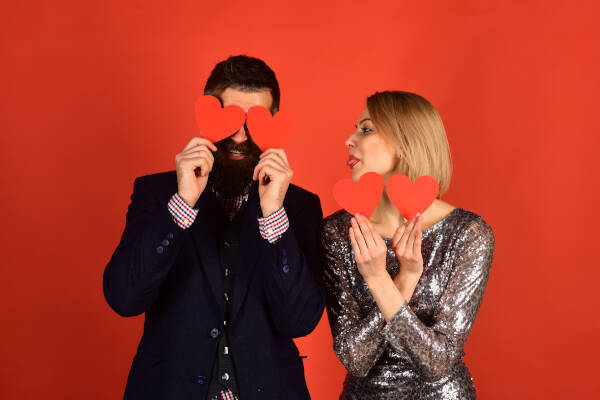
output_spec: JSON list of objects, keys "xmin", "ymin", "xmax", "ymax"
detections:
[{"xmin": 347, "ymin": 156, "xmax": 359, "ymax": 168}]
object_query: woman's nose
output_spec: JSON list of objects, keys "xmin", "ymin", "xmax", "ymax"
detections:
[{"xmin": 344, "ymin": 133, "xmax": 355, "ymax": 148}]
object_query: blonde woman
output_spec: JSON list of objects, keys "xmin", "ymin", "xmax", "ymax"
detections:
[{"xmin": 320, "ymin": 91, "xmax": 495, "ymax": 399}]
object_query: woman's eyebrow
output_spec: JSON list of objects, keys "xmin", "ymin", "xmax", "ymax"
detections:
[{"xmin": 358, "ymin": 118, "xmax": 371, "ymax": 125}]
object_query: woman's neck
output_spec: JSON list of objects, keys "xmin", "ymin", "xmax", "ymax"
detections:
[{"xmin": 369, "ymin": 191, "xmax": 406, "ymax": 227}]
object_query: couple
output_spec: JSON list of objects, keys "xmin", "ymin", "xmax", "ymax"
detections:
[{"xmin": 103, "ymin": 55, "xmax": 495, "ymax": 400}]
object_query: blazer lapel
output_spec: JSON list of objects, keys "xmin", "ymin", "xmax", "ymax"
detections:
[
  {"xmin": 230, "ymin": 180, "xmax": 262, "ymax": 323},
  {"xmin": 189, "ymin": 186, "xmax": 224, "ymax": 316}
]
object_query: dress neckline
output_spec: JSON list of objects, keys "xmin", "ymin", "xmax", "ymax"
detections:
[{"xmin": 381, "ymin": 207, "xmax": 462, "ymax": 242}]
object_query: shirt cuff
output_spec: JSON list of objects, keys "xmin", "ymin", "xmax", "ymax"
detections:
[
  {"xmin": 257, "ymin": 206, "xmax": 289, "ymax": 243},
  {"xmin": 167, "ymin": 192, "xmax": 199, "ymax": 229}
]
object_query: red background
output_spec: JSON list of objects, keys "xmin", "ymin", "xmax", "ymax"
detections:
[{"xmin": 2, "ymin": 0, "xmax": 599, "ymax": 398}]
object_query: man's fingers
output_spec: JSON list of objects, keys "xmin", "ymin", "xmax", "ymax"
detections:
[
  {"xmin": 183, "ymin": 136, "xmax": 217, "ymax": 152},
  {"xmin": 257, "ymin": 152, "xmax": 288, "ymax": 170},
  {"xmin": 255, "ymin": 157, "xmax": 287, "ymax": 173},
  {"xmin": 253, "ymin": 160, "xmax": 285, "ymax": 181},
  {"xmin": 256, "ymin": 164, "xmax": 279, "ymax": 184},
  {"xmin": 180, "ymin": 155, "xmax": 212, "ymax": 176},
  {"xmin": 179, "ymin": 146, "xmax": 214, "ymax": 163},
  {"xmin": 260, "ymin": 148, "xmax": 289, "ymax": 165}
]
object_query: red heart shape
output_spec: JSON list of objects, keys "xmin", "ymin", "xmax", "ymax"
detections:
[
  {"xmin": 386, "ymin": 175, "xmax": 439, "ymax": 220},
  {"xmin": 332, "ymin": 172, "xmax": 384, "ymax": 218},
  {"xmin": 194, "ymin": 95, "xmax": 246, "ymax": 143},
  {"xmin": 245, "ymin": 106, "xmax": 296, "ymax": 151}
]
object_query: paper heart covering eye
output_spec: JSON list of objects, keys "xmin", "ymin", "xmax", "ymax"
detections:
[
  {"xmin": 245, "ymin": 106, "xmax": 296, "ymax": 151},
  {"xmin": 386, "ymin": 174, "xmax": 439, "ymax": 220},
  {"xmin": 332, "ymin": 172, "xmax": 384, "ymax": 218},
  {"xmin": 194, "ymin": 95, "xmax": 246, "ymax": 142}
]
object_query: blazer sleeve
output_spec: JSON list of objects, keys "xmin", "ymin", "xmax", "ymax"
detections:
[
  {"xmin": 262, "ymin": 192, "xmax": 326, "ymax": 338},
  {"xmin": 380, "ymin": 217, "xmax": 495, "ymax": 381},
  {"xmin": 319, "ymin": 216, "xmax": 388, "ymax": 377},
  {"xmin": 102, "ymin": 176, "xmax": 189, "ymax": 317}
]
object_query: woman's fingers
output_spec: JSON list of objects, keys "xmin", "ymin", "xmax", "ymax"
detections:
[
  {"xmin": 367, "ymin": 217, "xmax": 386, "ymax": 247},
  {"xmin": 364, "ymin": 215, "xmax": 380, "ymax": 243},
  {"xmin": 349, "ymin": 227, "xmax": 361, "ymax": 259},
  {"xmin": 407, "ymin": 214, "xmax": 423, "ymax": 257},
  {"xmin": 413, "ymin": 215, "xmax": 423, "ymax": 256},
  {"xmin": 406, "ymin": 223, "xmax": 417, "ymax": 258},
  {"xmin": 391, "ymin": 223, "xmax": 406, "ymax": 249},
  {"xmin": 414, "ymin": 227, "xmax": 422, "ymax": 256},
  {"xmin": 396, "ymin": 215, "xmax": 418, "ymax": 255},
  {"xmin": 356, "ymin": 214, "xmax": 377, "ymax": 249},
  {"xmin": 350, "ymin": 217, "xmax": 370, "ymax": 257}
]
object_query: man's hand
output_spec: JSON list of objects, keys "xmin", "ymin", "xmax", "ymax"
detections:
[
  {"xmin": 252, "ymin": 148, "xmax": 293, "ymax": 216},
  {"xmin": 175, "ymin": 136, "xmax": 217, "ymax": 207}
]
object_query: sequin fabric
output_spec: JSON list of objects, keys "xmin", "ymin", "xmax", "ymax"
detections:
[{"xmin": 320, "ymin": 208, "xmax": 495, "ymax": 399}]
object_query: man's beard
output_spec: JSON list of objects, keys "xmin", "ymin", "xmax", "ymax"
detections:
[{"xmin": 207, "ymin": 135, "xmax": 262, "ymax": 197}]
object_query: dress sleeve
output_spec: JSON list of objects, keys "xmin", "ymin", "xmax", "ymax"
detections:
[
  {"xmin": 320, "ymin": 217, "xmax": 388, "ymax": 377},
  {"xmin": 380, "ymin": 216, "xmax": 495, "ymax": 382}
]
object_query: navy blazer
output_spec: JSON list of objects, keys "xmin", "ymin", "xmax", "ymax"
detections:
[{"xmin": 103, "ymin": 170, "xmax": 325, "ymax": 400}]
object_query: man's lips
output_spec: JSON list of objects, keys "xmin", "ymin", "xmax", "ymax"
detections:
[
  {"xmin": 347, "ymin": 155, "xmax": 360, "ymax": 168},
  {"xmin": 227, "ymin": 150, "xmax": 247, "ymax": 160}
]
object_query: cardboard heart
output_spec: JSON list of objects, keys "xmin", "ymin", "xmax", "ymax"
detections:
[
  {"xmin": 194, "ymin": 95, "xmax": 246, "ymax": 142},
  {"xmin": 386, "ymin": 174, "xmax": 439, "ymax": 220},
  {"xmin": 245, "ymin": 106, "xmax": 296, "ymax": 151},
  {"xmin": 332, "ymin": 172, "xmax": 384, "ymax": 218}
]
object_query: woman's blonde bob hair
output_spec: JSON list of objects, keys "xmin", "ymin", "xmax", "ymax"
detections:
[{"xmin": 366, "ymin": 91, "xmax": 452, "ymax": 199}]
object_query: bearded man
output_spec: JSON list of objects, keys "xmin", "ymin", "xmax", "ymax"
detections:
[{"xmin": 103, "ymin": 55, "xmax": 325, "ymax": 400}]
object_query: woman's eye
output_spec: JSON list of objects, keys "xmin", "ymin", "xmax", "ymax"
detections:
[{"xmin": 360, "ymin": 127, "xmax": 373, "ymax": 135}]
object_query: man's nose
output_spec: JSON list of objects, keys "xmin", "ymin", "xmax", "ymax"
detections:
[{"xmin": 230, "ymin": 123, "xmax": 248, "ymax": 143}]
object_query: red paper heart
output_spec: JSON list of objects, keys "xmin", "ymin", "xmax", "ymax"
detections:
[
  {"xmin": 332, "ymin": 172, "xmax": 384, "ymax": 218},
  {"xmin": 386, "ymin": 175, "xmax": 439, "ymax": 220},
  {"xmin": 245, "ymin": 106, "xmax": 296, "ymax": 151},
  {"xmin": 194, "ymin": 95, "xmax": 245, "ymax": 143}
]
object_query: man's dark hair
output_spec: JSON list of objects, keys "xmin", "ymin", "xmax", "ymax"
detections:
[{"xmin": 204, "ymin": 55, "xmax": 280, "ymax": 114}]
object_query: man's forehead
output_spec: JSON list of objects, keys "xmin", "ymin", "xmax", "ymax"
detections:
[{"xmin": 219, "ymin": 87, "xmax": 273, "ymax": 112}]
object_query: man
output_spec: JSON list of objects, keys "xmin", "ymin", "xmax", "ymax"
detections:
[{"xmin": 103, "ymin": 55, "xmax": 325, "ymax": 400}]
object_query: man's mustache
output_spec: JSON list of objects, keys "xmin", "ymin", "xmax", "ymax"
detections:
[{"xmin": 219, "ymin": 136, "xmax": 259, "ymax": 154}]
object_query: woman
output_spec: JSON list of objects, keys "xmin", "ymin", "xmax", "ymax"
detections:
[{"xmin": 320, "ymin": 91, "xmax": 495, "ymax": 399}]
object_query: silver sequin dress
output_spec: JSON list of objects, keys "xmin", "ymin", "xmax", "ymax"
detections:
[{"xmin": 320, "ymin": 208, "xmax": 495, "ymax": 399}]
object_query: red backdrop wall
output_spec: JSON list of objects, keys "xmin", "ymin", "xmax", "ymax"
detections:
[{"xmin": 2, "ymin": 0, "xmax": 599, "ymax": 398}]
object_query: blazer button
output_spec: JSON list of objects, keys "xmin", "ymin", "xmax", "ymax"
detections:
[
  {"xmin": 210, "ymin": 328, "xmax": 220, "ymax": 338},
  {"xmin": 221, "ymin": 372, "xmax": 230, "ymax": 381},
  {"xmin": 156, "ymin": 245, "xmax": 164, "ymax": 254},
  {"xmin": 283, "ymin": 265, "xmax": 290, "ymax": 273},
  {"xmin": 196, "ymin": 375, "xmax": 206, "ymax": 384},
  {"xmin": 223, "ymin": 241, "xmax": 230, "ymax": 248},
  {"xmin": 162, "ymin": 239, "xmax": 170, "ymax": 246},
  {"xmin": 282, "ymin": 257, "xmax": 288, "ymax": 264},
  {"xmin": 167, "ymin": 232, "xmax": 174, "ymax": 239}
]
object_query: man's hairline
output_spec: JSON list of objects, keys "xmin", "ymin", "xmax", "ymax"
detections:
[{"xmin": 206, "ymin": 85, "xmax": 277, "ymax": 113}]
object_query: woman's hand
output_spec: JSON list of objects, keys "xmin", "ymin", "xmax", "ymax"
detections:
[
  {"xmin": 391, "ymin": 213, "xmax": 424, "ymax": 277},
  {"xmin": 349, "ymin": 214, "xmax": 388, "ymax": 283}
]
